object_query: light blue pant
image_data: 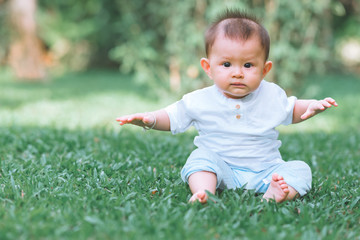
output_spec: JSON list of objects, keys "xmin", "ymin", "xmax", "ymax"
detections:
[{"xmin": 181, "ymin": 148, "xmax": 312, "ymax": 196}]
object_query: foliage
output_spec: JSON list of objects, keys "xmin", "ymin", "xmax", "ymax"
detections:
[
  {"xmin": 0, "ymin": 0, "xmax": 359, "ymax": 92},
  {"xmin": 0, "ymin": 1, "xmax": 11, "ymax": 65}
]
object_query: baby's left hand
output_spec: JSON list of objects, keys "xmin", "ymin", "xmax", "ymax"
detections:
[{"xmin": 301, "ymin": 97, "xmax": 338, "ymax": 120}]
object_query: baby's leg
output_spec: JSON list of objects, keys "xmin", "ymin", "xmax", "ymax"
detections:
[
  {"xmin": 188, "ymin": 171, "xmax": 217, "ymax": 203},
  {"xmin": 263, "ymin": 173, "xmax": 298, "ymax": 203}
]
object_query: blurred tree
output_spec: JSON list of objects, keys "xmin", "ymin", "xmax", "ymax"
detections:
[
  {"xmin": 0, "ymin": 0, "xmax": 10, "ymax": 66},
  {"xmin": 106, "ymin": 0, "xmax": 343, "ymax": 92},
  {"xmin": 1, "ymin": 0, "xmax": 358, "ymax": 90},
  {"xmin": 333, "ymin": 0, "xmax": 360, "ymax": 73},
  {"xmin": 8, "ymin": 0, "xmax": 47, "ymax": 81},
  {"xmin": 261, "ymin": 0, "xmax": 335, "ymax": 91}
]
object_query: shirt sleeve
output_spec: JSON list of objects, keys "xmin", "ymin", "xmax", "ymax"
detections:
[
  {"xmin": 281, "ymin": 95, "xmax": 297, "ymax": 125},
  {"xmin": 164, "ymin": 98, "xmax": 194, "ymax": 134}
]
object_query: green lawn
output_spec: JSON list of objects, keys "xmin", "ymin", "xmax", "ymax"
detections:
[{"xmin": 0, "ymin": 70, "xmax": 359, "ymax": 239}]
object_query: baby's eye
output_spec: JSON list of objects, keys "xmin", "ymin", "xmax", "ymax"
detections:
[
  {"xmin": 244, "ymin": 63, "xmax": 252, "ymax": 68},
  {"xmin": 223, "ymin": 62, "xmax": 231, "ymax": 67}
]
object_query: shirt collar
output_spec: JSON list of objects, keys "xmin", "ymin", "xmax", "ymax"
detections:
[{"xmin": 212, "ymin": 80, "xmax": 263, "ymax": 103}]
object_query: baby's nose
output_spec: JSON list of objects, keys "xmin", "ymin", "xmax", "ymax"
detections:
[{"xmin": 232, "ymin": 67, "xmax": 244, "ymax": 78}]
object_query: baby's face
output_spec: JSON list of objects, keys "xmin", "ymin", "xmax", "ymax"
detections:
[{"xmin": 203, "ymin": 34, "xmax": 272, "ymax": 99}]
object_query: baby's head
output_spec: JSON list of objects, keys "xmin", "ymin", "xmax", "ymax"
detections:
[
  {"xmin": 205, "ymin": 9, "xmax": 270, "ymax": 61},
  {"xmin": 200, "ymin": 10, "xmax": 273, "ymax": 99}
]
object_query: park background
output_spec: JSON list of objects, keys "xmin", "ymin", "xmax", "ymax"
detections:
[
  {"xmin": 0, "ymin": 0, "xmax": 359, "ymax": 239},
  {"xmin": 0, "ymin": 0, "xmax": 359, "ymax": 130}
]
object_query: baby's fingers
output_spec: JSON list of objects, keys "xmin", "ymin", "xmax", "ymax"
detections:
[
  {"xmin": 301, "ymin": 101, "xmax": 325, "ymax": 120},
  {"xmin": 319, "ymin": 99, "xmax": 331, "ymax": 109},
  {"xmin": 319, "ymin": 97, "xmax": 338, "ymax": 110},
  {"xmin": 116, "ymin": 116, "xmax": 129, "ymax": 125},
  {"xmin": 300, "ymin": 109, "xmax": 315, "ymax": 120},
  {"xmin": 116, "ymin": 113, "xmax": 145, "ymax": 125},
  {"xmin": 324, "ymin": 97, "xmax": 338, "ymax": 107}
]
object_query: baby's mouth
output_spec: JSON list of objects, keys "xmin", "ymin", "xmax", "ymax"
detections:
[{"xmin": 231, "ymin": 83, "xmax": 246, "ymax": 87}]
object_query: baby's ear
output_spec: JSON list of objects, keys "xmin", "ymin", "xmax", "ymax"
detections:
[
  {"xmin": 200, "ymin": 58, "xmax": 212, "ymax": 79},
  {"xmin": 262, "ymin": 61, "xmax": 272, "ymax": 77}
]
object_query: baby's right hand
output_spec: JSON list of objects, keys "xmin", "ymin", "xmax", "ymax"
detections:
[{"xmin": 116, "ymin": 113, "xmax": 155, "ymax": 128}]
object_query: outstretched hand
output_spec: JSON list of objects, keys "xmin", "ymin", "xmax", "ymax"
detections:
[
  {"xmin": 300, "ymin": 97, "xmax": 338, "ymax": 120},
  {"xmin": 116, "ymin": 113, "xmax": 155, "ymax": 128}
]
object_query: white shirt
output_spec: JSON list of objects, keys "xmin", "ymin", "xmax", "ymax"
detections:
[{"xmin": 165, "ymin": 80, "xmax": 297, "ymax": 171}]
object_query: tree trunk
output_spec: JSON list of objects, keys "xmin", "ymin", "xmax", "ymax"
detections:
[
  {"xmin": 169, "ymin": 57, "xmax": 181, "ymax": 92},
  {"xmin": 8, "ymin": 0, "xmax": 47, "ymax": 81}
]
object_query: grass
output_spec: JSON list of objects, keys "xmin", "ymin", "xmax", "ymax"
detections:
[
  {"xmin": 0, "ymin": 70, "xmax": 359, "ymax": 239},
  {"xmin": 0, "ymin": 69, "xmax": 176, "ymax": 129}
]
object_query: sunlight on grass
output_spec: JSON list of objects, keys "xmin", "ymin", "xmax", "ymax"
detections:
[
  {"xmin": 0, "ymin": 71, "xmax": 358, "ymax": 133},
  {"xmin": 0, "ymin": 71, "xmax": 177, "ymax": 130},
  {"xmin": 0, "ymin": 93, "xmax": 174, "ymax": 129}
]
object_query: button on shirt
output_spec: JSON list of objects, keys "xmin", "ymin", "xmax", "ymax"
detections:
[{"xmin": 165, "ymin": 80, "xmax": 297, "ymax": 171}]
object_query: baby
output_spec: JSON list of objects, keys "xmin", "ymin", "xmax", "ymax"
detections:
[{"xmin": 117, "ymin": 9, "xmax": 337, "ymax": 203}]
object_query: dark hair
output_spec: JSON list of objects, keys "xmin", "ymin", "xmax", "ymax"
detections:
[{"xmin": 205, "ymin": 9, "xmax": 270, "ymax": 60}]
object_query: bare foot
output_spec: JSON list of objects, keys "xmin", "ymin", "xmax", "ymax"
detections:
[
  {"xmin": 189, "ymin": 191, "xmax": 208, "ymax": 204},
  {"xmin": 263, "ymin": 173, "xmax": 290, "ymax": 203}
]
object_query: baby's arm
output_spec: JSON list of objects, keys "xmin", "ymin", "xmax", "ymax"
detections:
[
  {"xmin": 116, "ymin": 109, "xmax": 170, "ymax": 131},
  {"xmin": 292, "ymin": 97, "xmax": 338, "ymax": 124}
]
